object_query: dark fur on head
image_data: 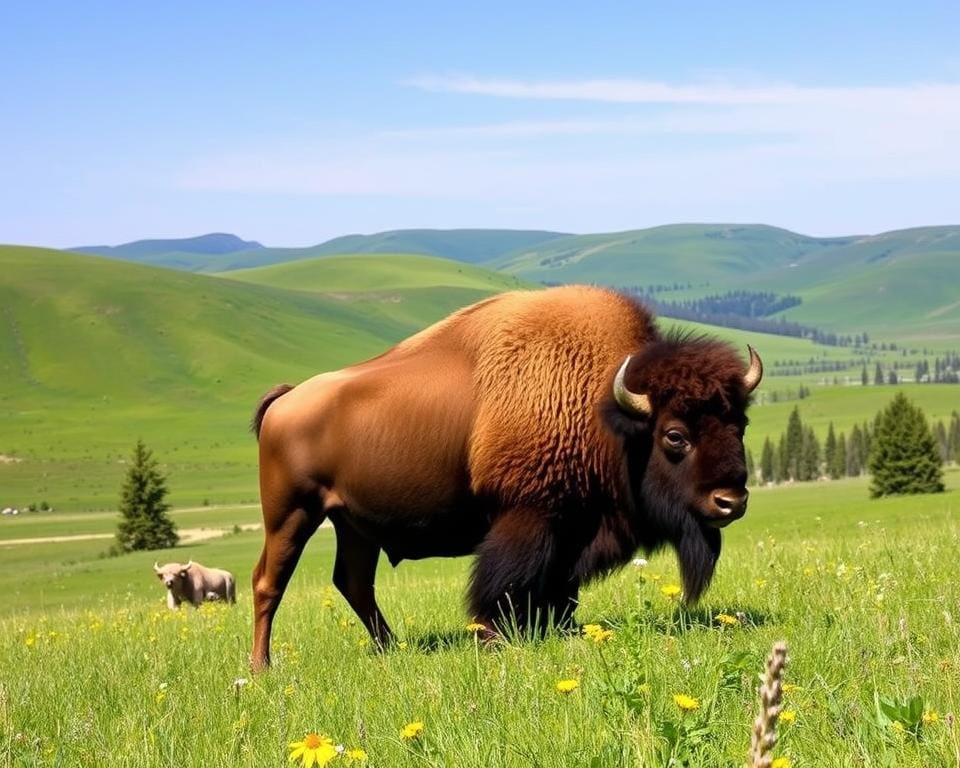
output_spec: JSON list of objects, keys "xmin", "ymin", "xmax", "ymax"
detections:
[{"xmin": 596, "ymin": 331, "xmax": 752, "ymax": 602}]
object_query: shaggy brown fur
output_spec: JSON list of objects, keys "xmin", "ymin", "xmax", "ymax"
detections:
[{"xmin": 250, "ymin": 286, "xmax": 759, "ymax": 669}]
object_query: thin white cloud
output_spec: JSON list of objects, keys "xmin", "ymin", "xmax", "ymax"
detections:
[
  {"xmin": 405, "ymin": 75, "xmax": 960, "ymax": 108},
  {"xmin": 176, "ymin": 75, "xmax": 960, "ymax": 236}
]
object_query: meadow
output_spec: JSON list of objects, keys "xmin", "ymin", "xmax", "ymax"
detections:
[{"xmin": 2, "ymin": 470, "xmax": 959, "ymax": 767}]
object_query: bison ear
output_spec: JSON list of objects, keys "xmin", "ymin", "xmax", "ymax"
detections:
[{"xmin": 179, "ymin": 571, "xmax": 188, "ymax": 580}]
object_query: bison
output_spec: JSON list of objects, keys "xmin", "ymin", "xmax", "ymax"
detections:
[
  {"xmin": 154, "ymin": 560, "xmax": 236, "ymax": 609},
  {"xmin": 250, "ymin": 285, "xmax": 761, "ymax": 669}
]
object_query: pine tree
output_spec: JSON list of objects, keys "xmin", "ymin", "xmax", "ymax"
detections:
[
  {"xmin": 824, "ymin": 423, "xmax": 837, "ymax": 478},
  {"xmin": 785, "ymin": 406, "xmax": 804, "ymax": 481},
  {"xmin": 776, "ymin": 434, "xmax": 789, "ymax": 483},
  {"xmin": 847, "ymin": 424, "xmax": 864, "ymax": 476},
  {"xmin": 874, "ymin": 363, "xmax": 884, "ymax": 385},
  {"xmin": 746, "ymin": 448, "xmax": 756, "ymax": 485},
  {"xmin": 833, "ymin": 432, "xmax": 847, "ymax": 479},
  {"xmin": 861, "ymin": 364, "xmax": 868, "ymax": 386},
  {"xmin": 760, "ymin": 437, "xmax": 775, "ymax": 484},
  {"xmin": 934, "ymin": 421, "xmax": 948, "ymax": 462},
  {"xmin": 800, "ymin": 427, "xmax": 821, "ymax": 481},
  {"xmin": 868, "ymin": 393, "xmax": 945, "ymax": 497},
  {"xmin": 948, "ymin": 411, "xmax": 960, "ymax": 463},
  {"xmin": 115, "ymin": 440, "xmax": 178, "ymax": 552}
]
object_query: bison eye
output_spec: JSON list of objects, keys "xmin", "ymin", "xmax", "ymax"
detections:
[{"xmin": 664, "ymin": 430, "xmax": 688, "ymax": 451}]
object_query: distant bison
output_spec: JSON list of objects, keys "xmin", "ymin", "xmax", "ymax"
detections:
[
  {"xmin": 154, "ymin": 560, "xmax": 236, "ymax": 609},
  {"xmin": 250, "ymin": 286, "xmax": 761, "ymax": 669}
]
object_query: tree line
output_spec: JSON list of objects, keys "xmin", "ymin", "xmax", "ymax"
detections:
[{"xmin": 754, "ymin": 404, "xmax": 958, "ymax": 487}]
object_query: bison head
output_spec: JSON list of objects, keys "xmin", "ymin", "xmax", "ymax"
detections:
[
  {"xmin": 153, "ymin": 560, "xmax": 193, "ymax": 590},
  {"xmin": 606, "ymin": 337, "xmax": 762, "ymax": 602}
]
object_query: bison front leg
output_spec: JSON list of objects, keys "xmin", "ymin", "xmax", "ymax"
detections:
[
  {"xmin": 468, "ymin": 509, "xmax": 577, "ymax": 637},
  {"xmin": 331, "ymin": 519, "xmax": 393, "ymax": 648}
]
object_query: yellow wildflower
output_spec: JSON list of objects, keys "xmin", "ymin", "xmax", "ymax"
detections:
[
  {"xmin": 465, "ymin": 622, "xmax": 486, "ymax": 633},
  {"xmin": 754, "ymin": 578, "xmax": 768, "ymax": 588},
  {"xmin": 555, "ymin": 678, "xmax": 580, "ymax": 694},
  {"xmin": 288, "ymin": 733, "xmax": 338, "ymax": 766},
  {"xmin": 672, "ymin": 693, "xmax": 699, "ymax": 712},
  {"xmin": 582, "ymin": 624, "xmax": 614, "ymax": 644},
  {"xmin": 891, "ymin": 721, "xmax": 905, "ymax": 733},
  {"xmin": 714, "ymin": 613, "xmax": 739, "ymax": 626},
  {"xmin": 771, "ymin": 758, "xmax": 792, "ymax": 768},
  {"xmin": 922, "ymin": 710, "xmax": 939, "ymax": 725},
  {"xmin": 781, "ymin": 683, "xmax": 801, "ymax": 693},
  {"xmin": 660, "ymin": 584, "xmax": 682, "ymax": 600},
  {"xmin": 400, "ymin": 721, "xmax": 425, "ymax": 740},
  {"xmin": 779, "ymin": 709, "xmax": 796, "ymax": 724},
  {"xmin": 345, "ymin": 747, "xmax": 368, "ymax": 762}
]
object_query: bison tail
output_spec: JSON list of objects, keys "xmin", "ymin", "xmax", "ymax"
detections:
[{"xmin": 251, "ymin": 384, "xmax": 294, "ymax": 439}]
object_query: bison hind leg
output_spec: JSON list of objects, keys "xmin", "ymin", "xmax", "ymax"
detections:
[{"xmin": 468, "ymin": 509, "xmax": 579, "ymax": 638}]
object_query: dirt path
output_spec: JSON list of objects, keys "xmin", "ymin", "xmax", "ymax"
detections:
[{"xmin": 0, "ymin": 524, "xmax": 263, "ymax": 548}]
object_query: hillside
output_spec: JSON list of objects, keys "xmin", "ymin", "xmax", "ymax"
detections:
[
  {"xmin": 490, "ymin": 223, "xmax": 850, "ymax": 285},
  {"xmin": 222, "ymin": 253, "xmax": 527, "ymax": 293},
  {"xmin": 70, "ymin": 233, "xmax": 263, "ymax": 270},
  {"xmin": 0, "ymin": 246, "xmax": 526, "ymax": 510},
  {"xmin": 304, "ymin": 228, "xmax": 569, "ymax": 264},
  {"xmin": 68, "ymin": 229, "xmax": 569, "ymax": 273},
  {"xmin": 494, "ymin": 223, "xmax": 960, "ymax": 341},
  {"xmin": 739, "ymin": 227, "xmax": 960, "ymax": 340}
]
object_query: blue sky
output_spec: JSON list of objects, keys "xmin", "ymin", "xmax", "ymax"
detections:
[{"xmin": 2, "ymin": 1, "xmax": 959, "ymax": 247}]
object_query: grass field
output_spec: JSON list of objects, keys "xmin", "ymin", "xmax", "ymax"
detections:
[{"xmin": 2, "ymin": 470, "xmax": 959, "ymax": 766}]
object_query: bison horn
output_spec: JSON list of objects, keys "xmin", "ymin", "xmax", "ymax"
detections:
[
  {"xmin": 184, "ymin": 560, "xmax": 193, "ymax": 570},
  {"xmin": 743, "ymin": 345, "xmax": 763, "ymax": 393},
  {"xmin": 613, "ymin": 355, "xmax": 652, "ymax": 416},
  {"xmin": 153, "ymin": 562, "xmax": 160, "ymax": 572}
]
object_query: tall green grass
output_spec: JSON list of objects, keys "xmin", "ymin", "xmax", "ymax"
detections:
[{"xmin": 2, "ymin": 472, "xmax": 959, "ymax": 766}]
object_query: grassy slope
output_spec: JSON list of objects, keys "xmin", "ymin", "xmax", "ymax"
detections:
[
  {"xmin": 221, "ymin": 253, "xmax": 527, "ymax": 293},
  {"xmin": 1, "ymin": 470, "xmax": 958, "ymax": 766},
  {"xmin": 491, "ymin": 223, "xmax": 840, "ymax": 284},
  {"xmin": 0, "ymin": 247, "xmax": 525, "ymax": 510},
  {"xmin": 496, "ymin": 224, "xmax": 960, "ymax": 342},
  {"xmin": 1, "ymin": 244, "xmax": 952, "ymax": 513},
  {"xmin": 68, "ymin": 229, "xmax": 569, "ymax": 272}
]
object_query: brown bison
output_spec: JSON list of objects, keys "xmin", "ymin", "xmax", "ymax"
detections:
[{"xmin": 250, "ymin": 286, "xmax": 761, "ymax": 669}]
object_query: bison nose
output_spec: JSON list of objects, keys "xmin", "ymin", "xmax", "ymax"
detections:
[{"xmin": 711, "ymin": 490, "xmax": 748, "ymax": 519}]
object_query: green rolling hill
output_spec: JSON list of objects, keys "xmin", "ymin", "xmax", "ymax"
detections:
[
  {"xmin": 69, "ymin": 229, "xmax": 568, "ymax": 273},
  {"xmin": 490, "ymin": 224, "xmax": 852, "ymax": 285},
  {"xmin": 0, "ymin": 247, "xmax": 529, "ymax": 510},
  {"xmin": 2, "ymin": 240, "xmax": 956, "ymax": 513},
  {"xmin": 494, "ymin": 224, "xmax": 960, "ymax": 342}
]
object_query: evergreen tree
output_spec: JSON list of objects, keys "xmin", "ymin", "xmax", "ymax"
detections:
[
  {"xmin": 934, "ymin": 421, "xmax": 949, "ymax": 462},
  {"xmin": 760, "ymin": 437, "xmax": 775, "ymax": 484},
  {"xmin": 833, "ymin": 432, "xmax": 847, "ymax": 479},
  {"xmin": 847, "ymin": 424, "xmax": 864, "ymax": 476},
  {"xmin": 745, "ymin": 448, "xmax": 755, "ymax": 484},
  {"xmin": 785, "ymin": 406, "xmax": 804, "ymax": 481},
  {"xmin": 776, "ymin": 434, "xmax": 789, "ymax": 483},
  {"xmin": 887, "ymin": 370, "xmax": 898, "ymax": 385},
  {"xmin": 800, "ymin": 427, "xmax": 821, "ymax": 481},
  {"xmin": 824, "ymin": 422, "xmax": 837, "ymax": 478},
  {"xmin": 115, "ymin": 440, "xmax": 178, "ymax": 552},
  {"xmin": 948, "ymin": 411, "xmax": 960, "ymax": 463},
  {"xmin": 874, "ymin": 362, "xmax": 884, "ymax": 385},
  {"xmin": 868, "ymin": 393, "xmax": 945, "ymax": 497},
  {"xmin": 861, "ymin": 364, "xmax": 868, "ymax": 386}
]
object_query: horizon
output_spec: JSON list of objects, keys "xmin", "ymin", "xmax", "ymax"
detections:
[
  {"xmin": 2, "ymin": 2, "xmax": 959, "ymax": 247},
  {"xmin": 52, "ymin": 220, "xmax": 960, "ymax": 252}
]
